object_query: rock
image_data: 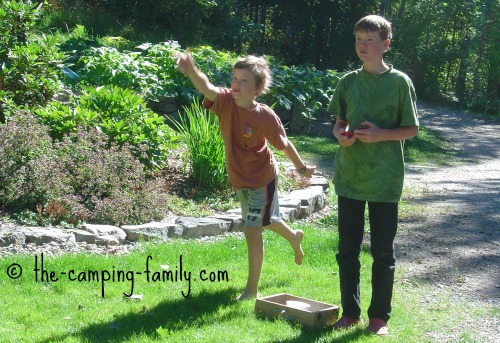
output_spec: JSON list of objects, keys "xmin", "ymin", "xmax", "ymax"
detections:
[
  {"xmin": 175, "ymin": 217, "xmax": 230, "ymax": 238},
  {"xmin": 281, "ymin": 186, "xmax": 326, "ymax": 219},
  {"xmin": 0, "ymin": 177, "xmax": 329, "ymax": 255},
  {"xmin": 71, "ymin": 229, "xmax": 96, "ymax": 244},
  {"xmin": 0, "ymin": 229, "xmax": 25, "ymax": 247},
  {"xmin": 82, "ymin": 224, "xmax": 127, "ymax": 245},
  {"xmin": 309, "ymin": 174, "xmax": 330, "ymax": 190},
  {"xmin": 209, "ymin": 213, "xmax": 245, "ymax": 232},
  {"xmin": 121, "ymin": 222, "xmax": 183, "ymax": 242},
  {"xmin": 280, "ymin": 206, "xmax": 299, "ymax": 222},
  {"xmin": 24, "ymin": 227, "xmax": 76, "ymax": 245}
]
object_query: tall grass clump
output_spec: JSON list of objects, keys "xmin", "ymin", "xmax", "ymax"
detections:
[{"xmin": 171, "ymin": 98, "xmax": 227, "ymax": 192}]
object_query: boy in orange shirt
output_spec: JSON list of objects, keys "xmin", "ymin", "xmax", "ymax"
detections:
[{"xmin": 177, "ymin": 50, "xmax": 316, "ymax": 300}]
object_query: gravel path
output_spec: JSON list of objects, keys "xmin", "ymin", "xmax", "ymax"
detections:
[
  {"xmin": 396, "ymin": 102, "xmax": 499, "ymax": 342},
  {"xmin": 399, "ymin": 102, "xmax": 499, "ymax": 301},
  {"xmin": 308, "ymin": 102, "xmax": 500, "ymax": 341}
]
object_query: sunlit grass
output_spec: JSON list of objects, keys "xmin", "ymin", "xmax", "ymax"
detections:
[
  {"xmin": 404, "ymin": 126, "xmax": 455, "ymax": 165},
  {"xmin": 1, "ymin": 220, "xmax": 493, "ymax": 342}
]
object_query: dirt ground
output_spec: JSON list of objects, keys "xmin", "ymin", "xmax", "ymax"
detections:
[
  {"xmin": 392, "ymin": 103, "xmax": 500, "ymax": 342},
  {"xmin": 398, "ymin": 102, "xmax": 499, "ymax": 303}
]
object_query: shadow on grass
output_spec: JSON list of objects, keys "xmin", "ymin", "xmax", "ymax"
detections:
[
  {"xmin": 274, "ymin": 323, "xmax": 366, "ymax": 342},
  {"xmin": 404, "ymin": 130, "xmax": 457, "ymax": 165},
  {"xmin": 40, "ymin": 288, "xmax": 236, "ymax": 342}
]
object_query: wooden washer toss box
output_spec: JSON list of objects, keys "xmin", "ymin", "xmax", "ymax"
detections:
[{"xmin": 255, "ymin": 293, "xmax": 339, "ymax": 330}]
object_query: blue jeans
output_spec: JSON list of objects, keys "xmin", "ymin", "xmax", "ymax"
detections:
[{"xmin": 336, "ymin": 196, "xmax": 398, "ymax": 323}]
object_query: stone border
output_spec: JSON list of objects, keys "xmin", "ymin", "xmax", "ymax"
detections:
[{"xmin": 0, "ymin": 173, "xmax": 329, "ymax": 250}]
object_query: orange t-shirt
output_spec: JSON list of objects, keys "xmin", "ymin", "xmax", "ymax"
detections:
[{"xmin": 203, "ymin": 88, "xmax": 288, "ymax": 189}]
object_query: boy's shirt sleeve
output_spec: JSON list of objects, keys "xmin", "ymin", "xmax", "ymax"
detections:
[
  {"xmin": 328, "ymin": 76, "xmax": 347, "ymax": 121},
  {"xmin": 261, "ymin": 108, "xmax": 288, "ymax": 151},
  {"xmin": 399, "ymin": 77, "xmax": 419, "ymax": 127},
  {"xmin": 202, "ymin": 87, "xmax": 225, "ymax": 118}
]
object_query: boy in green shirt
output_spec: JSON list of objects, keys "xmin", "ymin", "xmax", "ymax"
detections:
[{"xmin": 328, "ymin": 15, "xmax": 419, "ymax": 335}]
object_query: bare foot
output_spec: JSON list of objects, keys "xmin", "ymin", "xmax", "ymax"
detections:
[
  {"xmin": 235, "ymin": 290, "xmax": 257, "ymax": 301},
  {"xmin": 293, "ymin": 230, "xmax": 304, "ymax": 265}
]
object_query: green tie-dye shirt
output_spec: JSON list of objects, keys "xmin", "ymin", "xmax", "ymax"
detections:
[{"xmin": 328, "ymin": 66, "xmax": 419, "ymax": 202}]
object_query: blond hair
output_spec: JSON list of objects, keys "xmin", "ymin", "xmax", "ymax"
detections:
[{"xmin": 233, "ymin": 55, "xmax": 273, "ymax": 95}]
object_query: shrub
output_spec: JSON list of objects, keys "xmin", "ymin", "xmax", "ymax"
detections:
[
  {"xmin": 0, "ymin": 112, "xmax": 73, "ymax": 215},
  {"xmin": 0, "ymin": 0, "xmax": 37, "ymax": 57},
  {"xmin": 0, "ymin": 1, "xmax": 65, "ymax": 121},
  {"xmin": 35, "ymin": 84, "xmax": 179, "ymax": 169},
  {"xmin": 0, "ymin": 111, "xmax": 171, "ymax": 226},
  {"xmin": 56, "ymin": 127, "xmax": 170, "ymax": 225}
]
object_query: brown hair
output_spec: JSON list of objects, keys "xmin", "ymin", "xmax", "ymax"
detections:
[
  {"xmin": 233, "ymin": 55, "xmax": 273, "ymax": 95},
  {"xmin": 354, "ymin": 15, "xmax": 392, "ymax": 40}
]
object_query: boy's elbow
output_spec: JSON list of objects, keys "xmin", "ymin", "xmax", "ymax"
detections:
[
  {"xmin": 406, "ymin": 126, "xmax": 419, "ymax": 139},
  {"xmin": 204, "ymin": 86, "xmax": 219, "ymax": 103}
]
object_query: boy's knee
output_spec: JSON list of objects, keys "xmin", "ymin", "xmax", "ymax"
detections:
[
  {"xmin": 336, "ymin": 252, "xmax": 361, "ymax": 267},
  {"xmin": 372, "ymin": 252, "xmax": 395, "ymax": 267},
  {"xmin": 244, "ymin": 227, "xmax": 263, "ymax": 239}
]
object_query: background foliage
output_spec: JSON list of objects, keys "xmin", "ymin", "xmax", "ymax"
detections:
[
  {"xmin": 39, "ymin": 0, "xmax": 498, "ymax": 114},
  {"xmin": 1, "ymin": 1, "xmax": 334, "ymax": 225},
  {"xmin": 0, "ymin": 0, "xmax": 497, "ymax": 226}
]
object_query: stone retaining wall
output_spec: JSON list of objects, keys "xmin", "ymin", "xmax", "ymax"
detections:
[{"xmin": 0, "ymin": 173, "xmax": 329, "ymax": 250}]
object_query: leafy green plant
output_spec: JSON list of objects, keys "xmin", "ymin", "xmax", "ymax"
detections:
[
  {"xmin": 263, "ymin": 63, "xmax": 340, "ymax": 126},
  {"xmin": 77, "ymin": 45, "xmax": 163, "ymax": 99},
  {"xmin": 77, "ymin": 85, "xmax": 177, "ymax": 168},
  {"xmin": 0, "ymin": 1, "xmax": 66, "ymax": 121},
  {"xmin": 140, "ymin": 42, "xmax": 236, "ymax": 106},
  {"xmin": 137, "ymin": 40, "xmax": 192, "ymax": 103},
  {"xmin": 74, "ymin": 41, "xmax": 233, "ymax": 107},
  {"xmin": 36, "ymin": 84, "xmax": 178, "ymax": 169},
  {"xmin": 75, "ymin": 41, "xmax": 232, "ymax": 105},
  {"xmin": 0, "ymin": 0, "xmax": 38, "ymax": 57},
  {"xmin": 170, "ymin": 98, "xmax": 228, "ymax": 192}
]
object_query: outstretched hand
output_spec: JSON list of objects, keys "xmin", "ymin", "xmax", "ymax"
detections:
[{"xmin": 176, "ymin": 48, "xmax": 195, "ymax": 74}]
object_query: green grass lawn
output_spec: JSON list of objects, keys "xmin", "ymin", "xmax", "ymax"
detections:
[{"xmin": 0, "ymin": 219, "xmax": 493, "ymax": 342}]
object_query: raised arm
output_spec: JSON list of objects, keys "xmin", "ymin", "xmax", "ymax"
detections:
[{"xmin": 176, "ymin": 48, "xmax": 219, "ymax": 102}]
